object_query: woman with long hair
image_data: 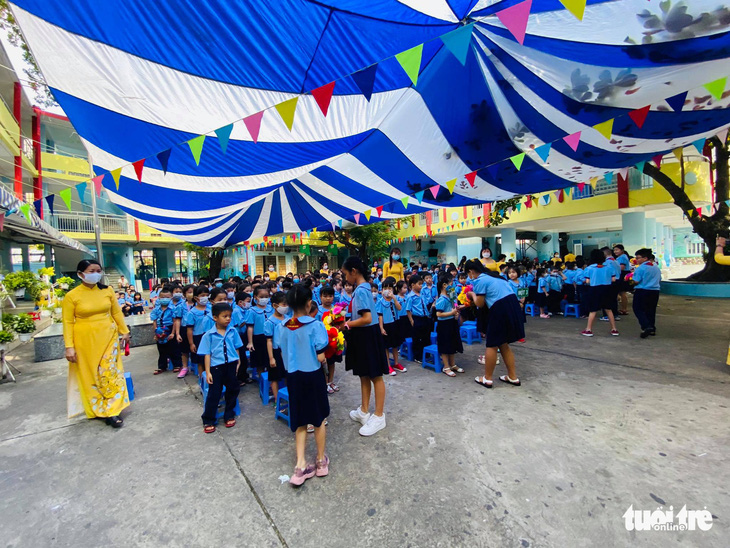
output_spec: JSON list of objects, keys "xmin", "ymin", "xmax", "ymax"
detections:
[
  {"xmin": 382, "ymin": 248, "xmax": 404, "ymax": 282},
  {"xmin": 62, "ymin": 259, "xmax": 131, "ymax": 427}
]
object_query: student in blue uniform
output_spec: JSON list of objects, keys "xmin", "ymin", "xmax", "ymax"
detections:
[
  {"xmin": 185, "ymin": 285, "xmax": 213, "ymax": 376},
  {"xmin": 536, "ymin": 268, "xmax": 550, "ymax": 318},
  {"xmin": 317, "ymin": 286, "xmax": 335, "ymax": 321},
  {"xmin": 130, "ymin": 292, "xmax": 146, "ymax": 315},
  {"xmin": 434, "ymin": 273, "xmax": 463, "ymax": 377},
  {"xmin": 246, "ymin": 286, "xmax": 271, "ymax": 374},
  {"xmin": 342, "ymin": 256, "xmax": 389, "ymax": 437},
  {"xmin": 464, "ymin": 260, "xmax": 524, "ymax": 389},
  {"xmin": 547, "ymin": 267, "xmax": 564, "ymax": 315},
  {"xmin": 631, "ymin": 248, "xmax": 662, "ymax": 338},
  {"xmin": 376, "ymin": 276, "xmax": 404, "ymax": 376},
  {"xmin": 273, "ymin": 284, "xmax": 330, "ymax": 486},
  {"xmin": 234, "ymin": 291, "xmax": 252, "ymax": 385},
  {"xmin": 506, "ymin": 266, "xmax": 527, "ymax": 321},
  {"xmin": 168, "ymin": 285, "xmax": 186, "ymax": 375},
  {"xmin": 581, "ymin": 249, "xmax": 618, "ymax": 337},
  {"xmin": 150, "ymin": 287, "xmax": 182, "ymax": 374},
  {"xmin": 421, "ymin": 272, "xmax": 437, "ymax": 308},
  {"xmin": 406, "ymin": 274, "xmax": 430, "ymax": 363},
  {"xmin": 602, "ymin": 247, "xmax": 622, "ymax": 320},
  {"xmin": 395, "ymin": 279, "xmax": 410, "ymax": 349},
  {"xmin": 264, "ymin": 292, "xmax": 288, "ymax": 400},
  {"xmin": 198, "ymin": 302, "xmax": 243, "ymax": 434},
  {"xmin": 613, "ymin": 245, "xmax": 632, "ymax": 315},
  {"xmin": 574, "ymin": 257, "xmax": 588, "ymax": 318}
]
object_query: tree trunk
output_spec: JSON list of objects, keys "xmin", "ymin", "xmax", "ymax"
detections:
[{"xmin": 208, "ymin": 249, "xmax": 224, "ymax": 280}]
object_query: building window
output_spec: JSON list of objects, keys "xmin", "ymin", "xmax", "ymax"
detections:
[
  {"xmin": 686, "ymin": 241, "xmax": 705, "ymax": 256},
  {"xmin": 471, "ymin": 204, "xmax": 483, "ymax": 216},
  {"xmin": 419, "ymin": 212, "xmax": 428, "ymax": 224}
]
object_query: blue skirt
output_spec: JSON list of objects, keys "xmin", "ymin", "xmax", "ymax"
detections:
[
  {"xmin": 345, "ymin": 324, "xmax": 389, "ymax": 378},
  {"xmin": 436, "ymin": 318, "xmax": 463, "ymax": 355},
  {"xmin": 288, "ymin": 369, "xmax": 330, "ymax": 432},
  {"xmin": 485, "ymin": 295, "xmax": 525, "ymax": 347}
]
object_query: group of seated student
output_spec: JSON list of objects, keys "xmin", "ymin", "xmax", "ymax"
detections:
[{"xmin": 116, "ymin": 285, "xmax": 148, "ymax": 316}]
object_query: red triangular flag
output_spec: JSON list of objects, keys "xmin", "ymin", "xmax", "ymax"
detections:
[
  {"xmin": 92, "ymin": 174, "xmax": 105, "ymax": 196},
  {"xmin": 628, "ymin": 105, "xmax": 650, "ymax": 129},
  {"xmin": 465, "ymin": 171, "xmax": 477, "ymax": 187},
  {"xmin": 311, "ymin": 81, "xmax": 335, "ymax": 117},
  {"xmin": 376, "ymin": 205, "xmax": 384, "ymax": 217},
  {"xmin": 133, "ymin": 159, "xmax": 145, "ymax": 182},
  {"xmin": 653, "ymin": 154, "xmax": 663, "ymax": 167},
  {"xmin": 577, "ymin": 182, "xmax": 586, "ymax": 191},
  {"xmin": 244, "ymin": 111, "xmax": 264, "ymax": 143}
]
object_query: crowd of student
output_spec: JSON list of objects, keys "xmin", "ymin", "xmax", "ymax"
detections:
[{"xmin": 138, "ymin": 243, "xmax": 660, "ymax": 486}]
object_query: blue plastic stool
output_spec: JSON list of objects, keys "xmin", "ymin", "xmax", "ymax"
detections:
[
  {"xmin": 124, "ymin": 371, "xmax": 134, "ymax": 401},
  {"xmin": 399, "ymin": 338, "xmax": 413, "ymax": 361},
  {"xmin": 462, "ymin": 320, "xmax": 477, "ymax": 328},
  {"xmin": 188, "ymin": 362, "xmax": 198, "ymax": 376},
  {"xmin": 525, "ymin": 303, "xmax": 538, "ymax": 317},
  {"xmin": 200, "ymin": 371, "xmax": 240, "ymax": 419},
  {"xmin": 430, "ymin": 332, "xmax": 437, "ymax": 345},
  {"xmin": 564, "ymin": 303, "xmax": 580, "ymax": 318},
  {"xmin": 275, "ymin": 387, "xmax": 291, "ymax": 428},
  {"xmin": 422, "ymin": 345, "xmax": 441, "ymax": 372},
  {"xmin": 460, "ymin": 325, "xmax": 479, "ymax": 345},
  {"xmin": 259, "ymin": 371, "xmax": 274, "ymax": 406}
]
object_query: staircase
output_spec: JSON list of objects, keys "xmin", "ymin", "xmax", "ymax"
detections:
[{"xmin": 104, "ymin": 266, "xmax": 123, "ymax": 289}]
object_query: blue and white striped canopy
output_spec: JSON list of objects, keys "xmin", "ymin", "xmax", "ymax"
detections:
[{"xmin": 11, "ymin": 0, "xmax": 730, "ymax": 246}]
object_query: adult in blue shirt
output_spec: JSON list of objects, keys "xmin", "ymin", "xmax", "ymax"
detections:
[
  {"xmin": 613, "ymin": 245, "xmax": 632, "ymax": 315},
  {"xmin": 464, "ymin": 260, "xmax": 524, "ymax": 389},
  {"xmin": 631, "ymin": 248, "xmax": 661, "ymax": 338}
]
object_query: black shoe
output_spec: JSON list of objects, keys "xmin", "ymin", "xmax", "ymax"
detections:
[
  {"xmin": 640, "ymin": 330, "xmax": 651, "ymax": 339},
  {"xmin": 105, "ymin": 416, "xmax": 123, "ymax": 428},
  {"xmin": 649, "ymin": 329, "xmax": 656, "ymax": 336}
]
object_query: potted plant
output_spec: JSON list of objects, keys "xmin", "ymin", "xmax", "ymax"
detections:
[
  {"xmin": 2, "ymin": 314, "xmax": 19, "ymax": 332},
  {"xmin": 3, "ymin": 271, "xmax": 39, "ymax": 300},
  {"xmin": 13, "ymin": 313, "xmax": 36, "ymax": 342},
  {"xmin": 56, "ymin": 276, "xmax": 75, "ymax": 291},
  {"xmin": 0, "ymin": 329, "xmax": 15, "ymax": 351}
]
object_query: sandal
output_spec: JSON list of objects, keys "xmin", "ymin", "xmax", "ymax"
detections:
[
  {"xmin": 452, "ymin": 366, "xmax": 465, "ymax": 373},
  {"xmin": 499, "ymin": 375, "xmax": 521, "ymax": 386},
  {"xmin": 225, "ymin": 418, "xmax": 236, "ymax": 428},
  {"xmin": 173, "ymin": 367, "xmax": 181, "ymax": 373},
  {"xmin": 331, "ymin": 383, "xmax": 339, "ymax": 392},
  {"xmin": 474, "ymin": 376, "xmax": 493, "ymax": 388},
  {"xmin": 327, "ymin": 383, "xmax": 335, "ymax": 394},
  {"xmin": 442, "ymin": 366, "xmax": 456, "ymax": 377},
  {"xmin": 204, "ymin": 425, "xmax": 216, "ymax": 434},
  {"xmin": 477, "ymin": 355, "xmax": 485, "ymax": 365},
  {"xmin": 105, "ymin": 416, "xmax": 123, "ymax": 428},
  {"xmin": 153, "ymin": 369, "xmax": 165, "ymax": 375}
]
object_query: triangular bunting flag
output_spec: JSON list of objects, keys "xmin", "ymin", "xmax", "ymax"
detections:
[
  {"xmin": 33, "ymin": 199, "xmax": 42, "ymax": 217},
  {"xmin": 593, "ymin": 119, "xmax": 614, "ymax": 140},
  {"xmin": 76, "ymin": 181, "xmax": 87, "ymax": 204},
  {"xmin": 351, "ymin": 64, "xmax": 378, "ymax": 102},
  {"xmin": 215, "ymin": 124, "xmax": 234, "ymax": 154},
  {"xmin": 557, "ymin": 188, "xmax": 564, "ymax": 203},
  {"xmin": 311, "ymin": 81, "xmax": 335, "ymax": 117},
  {"xmin": 446, "ymin": 178, "xmax": 457, "ymax": 194},
  {"xmin": 395, "ymin": 44, "xmax": 423, "ymax": 87},
  {"xmin": 564, "ymin": 186, "xmax": 572, "ymax": 198},
  {"xmin": 665, "ymin": 91, "xmax": 687, "ymax": 112},
  {"xmin": 364, "ymin": 210, "xmax": 371, "ymax": 221},
  {"xmin": 510, "ymin": 152, "xmax": 526, "ymax": 170},
  {"xmin": 652, "ymin": 154, "xmax": 663, "ymax": 168},
  {"xmin": 354, "ymin": 213, "xmax": 361, "ymax": 225},
  {"xmin": 45, "ymin": 194, "xmax": 54, "ymax": 215},
  {"xmin": 563, "ymin": 131, "xmax": 581, "ymax": 152},
  {"xmin": 132, "ymin": 159, "xmax": 145, "ymax": 182},
  {"xmin": 542, "ymin": 195, "xmax": 551, "ymax": 205},
  {"xmin": 187, "ymin": 135, "xmax": 206, "ymax": 165},
  {"xmin": 156, "ymin": 150, "xmax": 171, "ymax": 175},
  {"xmin": 337, "ymin": 219, "xmax": 343, "ymax": 229},
  {"xmin": 376, "ymin": 205, "xmax": 384, "ymax": 217},
  {"xmin": 559, "ymin": 0, "xmax": 586, "ymax": 20},
  {"xmin": 59, "ymin": 188, "xmax": 72, "ymax": 211},
  {"xmin": 704, "ymin": 77, "xmax": 727, "ymax": 100},
  {"xmin": 524, "ymin": 197, "xmax": 532, "ymax": 208},
  {"xmin": 554, "ymin": 190, "xmax": 562, "ymax": 199},
  {"xmin": 92, "ymin": 174, "xmax": 105, "ymax": 196},
  {"xmin": 618, "ymin": 167, "xmax": 630, "ymax": 179},
  {"xmin": 636, "ymin": 160, "xmax": 646, "ymax": 173},
  {"xmin": 440, "ymin": 23, "xmax": 474, "ymax": 65},
  {"xmin": 275, "ymin": 97, "xmax": 299, "ymax": 131},
  {"xmin": 692, "ymin": 138, "xmax": 706, "ymax": 154},
  {"xmin": 401, "ymin": 196, "xmax": 409, "ymax": 209},
  {"xmin": 415, "ymin": 190, "xmax": 425, "ymax": 204},
  {"xmin": 672, "ymin": 147, "xmax": 683, "ymax": 161},
  {"xmin": 717, "ymin": 127, "xmax": 729, "ymax": 144},
  {"xmin": 19, "ymin": 203, "xmax": 31, "ymax": 223},
  {"xmin": 725, "ymin": 200, "xmax": 730, "ymax": 207},
  {"xmin": 110, "ymin": 167, "xmax": 122, "ymax": 190},
  {"xmin": 496, "ymin": 0, "xmax": 532, "ymax": 45},
  {"xmin": 628, "ymin": 105, "xmax": 650, "ymax": 129},
  {"xmin": 535, "ymin": 143, "xmax": 551, "ymax": 163},
  {"xmin": 515, "ymin": 203, "xmax": 521, "ymax": 212},
  {"xmin": 429, "ymin": 184, "xmax": 440, "ymax": 199},
  {"xmin": 465, "ymin": 171, "xmax": 477, "ymax": 187},
  {"xmin": 243, "ymin": 111, "xmax": 264, "ymax": 143},
  {"xmin": 487, "ymin": 164, "xmax": 500, "ymax": 180},
  {"xmin": 577, "ymin": 182, "xmax": 586, "ymax": 192}
]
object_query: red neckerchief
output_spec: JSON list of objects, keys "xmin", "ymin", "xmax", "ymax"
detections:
[
  {"xmin": 645, "ymin": 261, "xmax": 654, "ymax": 266},
  {"xmin": 596, "ymin": 265, "xmax": 604, "ymax": 268},
  {"xmin": 284, "ymin": 318, "xmax": 306, "ymax": 331}
]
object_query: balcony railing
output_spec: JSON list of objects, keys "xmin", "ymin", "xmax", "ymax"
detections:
[{"xmin": 49, "ymin": 212, "xmax": 133, "ymax": 235}]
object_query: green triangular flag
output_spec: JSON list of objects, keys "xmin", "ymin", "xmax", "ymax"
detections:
[
  {"xmin": 19, "ymin": 203, "xmax": 31, "ymax": 223},
  {"xmin": 401, "ymin": 196, "xmax": 409, "ymax": 209},
  {"xmin": 704, "ymin": 77, "xmax": 727, "ymax": 100},
  {"xmin": 510, "ymin": 152, "xmax": 526, "ymax": 170},
  {"xmin": 395, "ymin": 44, "xmax": 423, "ymax": 87},
  {"xmin": 214, "ymin": 124, "xmax": 234, "ymax": 154},
  {"xmin": 275, "ymin": 97, "xmax": 299, "ymax": 131},
  {"xmin": 187, "ymin": 135, "xmax": 206, "ymax": 165},
  {"xmin": 59, "ymin": 188, "xmax": 72, "ymax": 211}
]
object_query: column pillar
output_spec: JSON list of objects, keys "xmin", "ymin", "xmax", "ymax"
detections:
[
  {"xmin": 44, "ymin": 245, "xmax": 53, "ymax": 269},
  {"xmin": 536, "ymin": 232, "xmax": 558, "ymax": 261},
  {"xmin": 664, "ymin": 226, "xmax": 674, "ymax": 266},
  {"xmin": 32, "ymin": 109, "xmax": 42, "ymax": 218},
  {"xmin": 0, "ymin": 242, "xmax": 13, "ymax": 273},
  {"xmin": 645, "ymin": 219, "xmax": 658, "ymax": 252},
  {"xmin": 13, "ymin": 81, "xmax": 22, "ymax": 199},
  {"xmin": 621, "ymin": 211, "xmax": 646, "ymax": 254},
  {"xmin": 654, "ymin": 222, "xmax": 664, "ymax": 265},
  {"xmin": 21, "ymin": 244, "xmax": 30, "ymax": 271},
  {"xmin": 500, "ymin": 228, "xmax": 517, "ymax": 261},
  {"xmin": 443, "ymin": 235, "xmax": 458, "ymax": 266}
]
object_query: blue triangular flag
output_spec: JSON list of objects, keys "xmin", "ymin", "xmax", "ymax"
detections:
[
  {"xmin": 635, "ymin": 160, "xmax": 646, "ymax": 173},
  {"xmin": 33, "ymin": 199, "xmax": 42, "ymax": 217},
  {"xmin": 215, "ymin": 124, "xmax": 234, "ymax": 154},
  {"xmin": 45, "ymin": 194, "xmax": 54, "ymax": 216},
  {"xmin": 351, "ymin": 64, "xmax": 378, "ymax": 102},
  {"xmin": 157, "ymin": 149, "xmax": 172, "ymax": 174},
  {"xmin": 337, "ymin": 219, "xmax": 343, "ymax": 229},
  {"xmin": 726, "ymin": 200, "xmax": 730, "ymax": 207},
  {"xmin": 564, "ymin": 186, "xmax": 572, "ymax": 197},
  {"xmin": 515, "ymin": 202, "xmax": 521, "ymax": 212},
  {"xmin": 415, "ymin": 190, "xmax": 425, "ymax": 203},
  {"xmin": 487, "ymin": 164, "xmax": 500, "ymax": 180},
  {"xmin": 692, "ymin": 138, "xmax": 706, "ymax": 154},
  {"xmin": 76, "ymin": 181, "xmax": 87, "ymax": 204},
  {"xmin": 665, "ymin": 91, "xmax": 688, "ymax": 112},
  {"xmin": 535, "ymin": 142, "xmax": 552, "ymax": 163},
  {"xmin": 604, "ymin": 172, "xmax": 613, "ymax": 185},
  {"xmin": 440, "ymin": 23, "xmax": 474, "ymax": 65}
]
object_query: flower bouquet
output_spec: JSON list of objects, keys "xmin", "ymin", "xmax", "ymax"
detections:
[
  {"xmin": 321, "ymin": 303, "xmax": 347, "ymax": 358},
  {"xmin": 457, "ymin": 284, "xmax": 474, "ymax": 307}
]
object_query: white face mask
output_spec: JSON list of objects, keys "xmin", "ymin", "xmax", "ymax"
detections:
[
  {"xmin": 198, "ymin": 296, "xmax": 209, "ymax": 305},
  {"xmin": 382, "ymin": 289, "xmax": 393, "ymax": 298},
  {"xmin": 276, "ymin": 306, "xmax": 289, "ymax": 315},
  {"xmin": 257, "ymin": 297, "xmax": 270, "ymax": 306},
  {"xmin": 482, "ymin": 252, "xmax": 491, "ymax": 258},
  {"xmin": 81, "ymin": 271, "xmax": 103, "ymax": 284}
]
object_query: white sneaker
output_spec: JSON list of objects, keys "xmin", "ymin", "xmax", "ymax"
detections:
[
  {"xmin": 349, "ymin": 407, "xmax": 371, "ymax": 426},
  {"xmin": 359, "ymin": 413, "xmax": 386, "ymax": 437}
]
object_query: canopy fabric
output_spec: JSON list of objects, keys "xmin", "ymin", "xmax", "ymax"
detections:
[{"xmin": 10, "ymin": 0, "xmax": 730, "ymax": 246}]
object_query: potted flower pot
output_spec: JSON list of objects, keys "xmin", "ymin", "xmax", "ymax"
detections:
[
  {"xmin": 0, "ymin": 343, "xmax": 7, "ymax": 352},
  {"xmin": 14, "ymin": 288, "xmax": 25, "ymax": 298},
  {"xmin": 18, "ymin": 333, "xmax": 31, "ymax": 342},
  {"xmin": 54, "ymin": 307, "xmax": 62, "ymax": 314},
  {"xmin": 40, "ymin": 309, "xmax": 51, "ymax": 318}
]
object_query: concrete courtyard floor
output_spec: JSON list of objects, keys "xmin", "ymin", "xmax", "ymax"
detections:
[{"xmin": 1, "ymin": 294, "xmax": 729, "ymax": 548}]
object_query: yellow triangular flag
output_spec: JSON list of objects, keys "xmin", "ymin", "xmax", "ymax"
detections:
[
  {"xmin": 275, "ymin": 97, "xmax": 299, "ymax": 131},
  {"xmin": 364, "ymin": 209, "xmax": 371, "ymax": 221},
  {"xmin": 111, "ymin": 168, "xmax": 122, "ymax": 190},
  {"xmin": 593, "ymin": 119, "xmax": 614, "ymax": 140},
  {"xmin": 589, "ymin": 177, "xmax": 598, "ymax": 188},
  {"xmin": 673, "ymin": 147, "xmax": 683, "ymax": 161},
  {"xmin": 446, "ymin": 179, "xmax": 457, "ymax": 194},
  {"xmin": 559, "ymin": 0, "xmax": 586, "ymax": 20}
]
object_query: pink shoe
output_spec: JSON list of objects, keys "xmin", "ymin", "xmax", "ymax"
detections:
[
  {"xmin": 540, "ymin": 314, "xmax": 550, "ymax": 319},
  {"xmin": 581, "ymin": 330, "xmax": 594, "ymax": 337},
  {"xmin": 388, "ymin": 365, "xmax": 397, "ymax": 376},
  {"xmin": 315, "ymin": 455, "xmax": 329, "ymax": 477},
  {"xmin": 177, "ymin": 367, "xmax": 188, "ymax": 378},
  {"xmin": 289, "ymin": 464, "xmax": 316, "ymax": 486}
]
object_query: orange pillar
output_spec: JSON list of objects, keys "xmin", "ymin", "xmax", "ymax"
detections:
[
  {"xmin": 32, "ymin": 108, "xmax": 42, "ymax": 218},
  {"xmin": 13, "ymin": 82, "xmax": 22, "ymax": 199}
]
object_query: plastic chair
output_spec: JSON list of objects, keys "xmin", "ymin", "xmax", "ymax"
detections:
[
  {"xmin": 525, "ymin": 303, "xmax": 538, "ymax": 317},
  {"xmin": 399, "ymin": 338, "xmax": 413, "ymax": 361},
  {"xmin": 430, "ymin": 332, "xmax": 437, "ymax": 345},
  {"xmin": 124, "ymin": 371, "xmax": 134, "ymax": 401},
  {"xmin": 259, "ymin": 371, "xmax": 273, "ymax": 405},
  {"xmin": 460, "ymin": 325, "xmax": 479, "ymax": 345},
  {"xmin": 422, "ymin": 345, "xmax": 441, "ymax": 372},
  {"xmin": 564, "ymin": 303, "xmax": 580, "ymax": 318},
  {"xmin": 200, "ymin": 371, "xmax": 240, "ymax": 419},
  {"xmin": 275, "ymin": 387, "xmax": 291, "ymax": 428}
]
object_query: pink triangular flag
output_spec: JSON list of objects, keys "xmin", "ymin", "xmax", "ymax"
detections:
[
  {"xmin": 243, "ymin": 111, "xmax": 264, "ymax": 143},
  {"xmin": 577, "ymin": 182, "xmax": 586, "ymax": 192},
  {"xmin": 563, "ymin": 131, "xmax": 581, "ymax": 152},
  {"xmin": 428, "ymin": 184, "xmax": 440, "ymax": 199},
  {"xmin": 652, "ymin": 154, "xmax": 663, "ymax": 168},
  {"xmin": 354, "ymin": 213, "xmax": 361, "ymax": 225},
  {"xmin": 496, "ymin": 0, "xmax": 532, "ymax": 45},
  {"xmin": 717, "ymin": 127, "xmax": 728, "ymax": 144},
  {"xmin": 92, "ymin": 174, "xmax": 105, "ymax": 196},
  {"xmin": 618, "ymin": 167, "xmax": 630, "ymax": 179}
]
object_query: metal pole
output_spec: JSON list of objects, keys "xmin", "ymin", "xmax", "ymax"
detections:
[{"xmin": 88, "ymin": 161, "xmax": 104, "ymax": 267}]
